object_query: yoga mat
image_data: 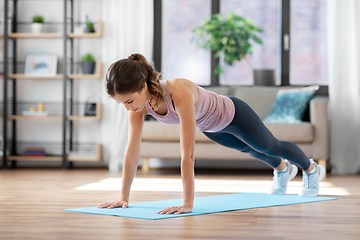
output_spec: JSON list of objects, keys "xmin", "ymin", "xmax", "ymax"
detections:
[{"xmin": 63, "ymin": 193, "xmax": 337, "ymax": 220}]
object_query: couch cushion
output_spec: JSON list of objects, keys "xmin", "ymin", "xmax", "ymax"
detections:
[
  {"xmin": 142, "ymin": 121, "xmax": 314, "ymax": 143},
  {"xmin": 142, "ymin": 121, "xmax": 180, "ymax": 141},
  {"xmin": 230, "ymin": 86, "xmax": 318, "ymax": 121},
  {"xmin": 263, "ymin": 86, "xmax": 319, "ymax": 123},
  {"xmin": 265, "ymin": 123, "xmax": 314, "ymax": 143},
  {"xmin": 230, "ymin": 87, "xmax": 279, "ymax": 120}
]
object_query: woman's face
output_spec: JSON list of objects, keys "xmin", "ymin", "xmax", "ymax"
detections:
[{"xmin": 111, "ymin": 84, "xmax": 149, "ymax": 112}]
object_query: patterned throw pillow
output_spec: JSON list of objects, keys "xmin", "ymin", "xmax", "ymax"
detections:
[{"xmin": 263, "ymin": 86, "xmax": 319, "ymax": 123}]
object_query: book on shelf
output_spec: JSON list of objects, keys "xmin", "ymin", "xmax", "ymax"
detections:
[
  {"xmin": 22, "ymin": 147, "xmax": 46, "ymax": 156},
  {"xmin": 23, "ymin": 150, "xmax": 45, "ymax": 154},
  {"xmin": 26, "ymin": 147, "xmax": 45, "ymax": 151}
]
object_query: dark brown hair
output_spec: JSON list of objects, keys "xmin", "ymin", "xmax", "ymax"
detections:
[{"xmin": 105, "ymin": 53, "xmax": 164, "ymax": 109}]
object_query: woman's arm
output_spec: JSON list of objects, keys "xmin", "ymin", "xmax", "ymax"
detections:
[
  {"xmin": 158, "ymin": 79, "xmax": 197, "ymax": 215},
  {"xmin": 97, "ymin": 110, "xmax": 145, "ymax": 209}
]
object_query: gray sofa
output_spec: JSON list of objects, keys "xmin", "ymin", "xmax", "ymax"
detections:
[{"xmin": 140, "ymin": 86, "xmax": 329, "ymax": 175}]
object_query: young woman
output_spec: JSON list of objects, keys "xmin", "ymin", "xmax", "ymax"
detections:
[{"xmin": 97, "ymin": 53, "xmax": 325, "ymax": 215}]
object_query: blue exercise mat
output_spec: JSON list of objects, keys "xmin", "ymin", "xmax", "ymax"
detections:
[{"xmin": 63, "ymin": 193, "xmax": 337, "ymax": 220}]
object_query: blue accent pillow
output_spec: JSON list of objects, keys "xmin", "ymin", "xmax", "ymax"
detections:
[{"xmin": 263, "ymin": 86, "xmax": 319, "ymax": 123}]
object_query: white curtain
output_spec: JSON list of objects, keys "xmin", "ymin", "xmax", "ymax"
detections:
[
  {"xmin": 101, "ymin": 0, "xmax": 154, "ymax": 172},
  {"xmin": 328, "ymin": 0, "xmax": 360, "ymax": 174}
]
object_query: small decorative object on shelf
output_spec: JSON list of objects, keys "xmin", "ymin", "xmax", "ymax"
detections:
[
  {"xmin": 80, "ymin": 53, "xmax": 96, "ymax": 74},
  {"xmin": 24, "ymin": 53, "xmax": 58, "ymax": 76},
  {"xmin": 84, "ymin": 88, "xmax": 101, "ymax": 117},
  {"xmin": 74, "ymin": 25, "xmax": 84, "ymax": 35},
  {"xmin": 22, "ymin": 147, "xmax": 46, "ymax": 157},
  {"xmin": 31, "ymin": 15, "xmax": 44, "ymax": 34},
  {"xmin": 37, "ymin": 102, "xmax": 45, "ymax": 112},
  {"xmin": 84, "ymin": 15, "xmax": 95, "ymax": 33},
  {"xmin": 22, "ymin": 103, "xmax": 48, "ymax": 117},
  {"xmin": 84, "ymin": 102, "xmax": 97, "ymax": 116}
]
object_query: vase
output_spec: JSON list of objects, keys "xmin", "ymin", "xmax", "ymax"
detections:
[
  {"xmin": 81, "ymin": 62, "xmax": 96, "ymax": 74},
  {"xmin": 84, "ymin": 27, "xmax": 95, "ymax": 33},
  {"xmin": 253, "ymin": 69, "xmax": 276, "ymax": 86},
  {"xmin": 31, "ymin": 23, "xmax": 44, "ymax": 34}
]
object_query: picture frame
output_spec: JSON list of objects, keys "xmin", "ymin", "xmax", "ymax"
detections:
[{"xmin": 24, "ymin": 53, "xmax": 58, "ymax": 76}]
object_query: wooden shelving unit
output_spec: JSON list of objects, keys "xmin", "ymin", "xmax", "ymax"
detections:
[
  {"xmin": 7, "ymin": 115, "xmax": 62, "ymax": 120},
  {"xmin": 2, "ymin": 0, "xmax": 103, "ymax": 169},
  {"xmin": 7, "ymin": 74, "xmax": 63, "ymax": 80},
  {"xmin": 8, "ymin": 33, "xmax": 63, "ymax": 38},
  {"xmin": 8, "ymin": 20, "xmax": 103, "ymax": 39},
  {"xmin": 8, "ymin": 156, "xmax": 62, "ymax": 161}
]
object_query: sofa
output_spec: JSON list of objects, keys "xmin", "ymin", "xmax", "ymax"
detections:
[{"xmin": 140, "ymin": 86, "xmax": 329, "ymax": 175}]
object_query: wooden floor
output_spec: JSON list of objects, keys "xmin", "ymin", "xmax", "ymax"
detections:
[{"xmin": 0, "ymin": 167, "xmax": 359, "ymax": 240}]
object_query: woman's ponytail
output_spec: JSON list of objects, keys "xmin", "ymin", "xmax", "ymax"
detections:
[{"xmin": 144, "ymin": 63, "xmax": 164, "ymax": 111}]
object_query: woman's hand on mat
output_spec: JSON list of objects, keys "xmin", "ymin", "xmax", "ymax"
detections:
[
  {"xmin": 97, "ymin": 199, "xmax": 128, "ymax": 209},
  {"xmin": 158, "ymin": 205, "xmax": 193, "ymax": 215}
]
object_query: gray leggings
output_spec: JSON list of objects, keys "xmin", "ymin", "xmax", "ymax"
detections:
[{"xmin": 201, "ymin": 96, "xmax": 310, "ymax": 170}]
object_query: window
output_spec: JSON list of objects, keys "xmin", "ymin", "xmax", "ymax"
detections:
[
  {"xmin": 158, "ymin": 0, "xmax": 328, "ymax": 87},
  {"xmin": 290, "ymin": 0, "xmax": 328, "ymax": 85},
  {"xmin": 162, "ymin": 0, "xmax": 211, "ymax": 85},
  {"xmin": 220, "ymin": 0, "xmax": 281, "ymax": 85}
]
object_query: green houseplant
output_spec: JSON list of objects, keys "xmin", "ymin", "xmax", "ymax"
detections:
[
  {"xmin": 31, "ymin": 15, "xmax": 44, "ymax": 34},
  {"xmin": 192, "ymin": 12, "xmax": 275, "ymax": 86},
  {"xmin": 84, "ymin": 15, "xmax": 95, "ymax": 33},
  {"xmin": 80, "ymin": 53, "xmax": 96, "ymax": 74}
]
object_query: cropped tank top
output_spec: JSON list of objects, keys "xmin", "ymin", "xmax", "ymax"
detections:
[{"xmin": 144, "ymin": 80, "xmax": 235, "ymax": 132}]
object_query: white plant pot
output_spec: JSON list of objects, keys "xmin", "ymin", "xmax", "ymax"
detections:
[{"xmin": 31, "ymin": 23, "xmax": 44, "ymax": 34}]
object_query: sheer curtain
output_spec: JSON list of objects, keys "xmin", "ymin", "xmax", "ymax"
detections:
[
  {"xmin": 101, "ymin": 0, "xmax": 153, "ymax": 172},
  {"xmin": 328, "ymin": 0, "xmax": 360, "ymax": 174}
]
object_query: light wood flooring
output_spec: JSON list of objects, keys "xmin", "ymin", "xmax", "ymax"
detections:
[{"xmin": 0, "ymin": 167, "xmax": 359, "ymax": 240}]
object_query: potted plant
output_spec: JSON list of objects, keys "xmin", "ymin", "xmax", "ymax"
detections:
[
  {"xmin": 31, "ymin": 15, "xmax": 44, "ymax": 34},
  {"xmin": 84, "ymin": 15, "xmax": 95, "ymax": 33},
  {"xmin": 80, "ymin": 53, "xmax": 96, "ymax": 74},
  {"xmin": 192, "ymin": 12, "xmax": 276, "ymax": 86}
]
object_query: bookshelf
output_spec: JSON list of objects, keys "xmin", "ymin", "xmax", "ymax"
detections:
[
  {"xmin": 7, "ymin": 74, "xmax": 63, "ymax": 79},
  {"xmin": 2, "ymin": 0, "xmax": 103, "ymax": 169}
]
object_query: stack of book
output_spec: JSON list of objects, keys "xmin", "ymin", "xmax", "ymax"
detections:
[{"xmin": 22, "ymin": 147, "xmax": 46, "ymax": 157}]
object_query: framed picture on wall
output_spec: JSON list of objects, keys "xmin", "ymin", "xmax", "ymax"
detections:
[{"xmin": 24, "ymin": 53, "xmax": 58, "ymax": 76}]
